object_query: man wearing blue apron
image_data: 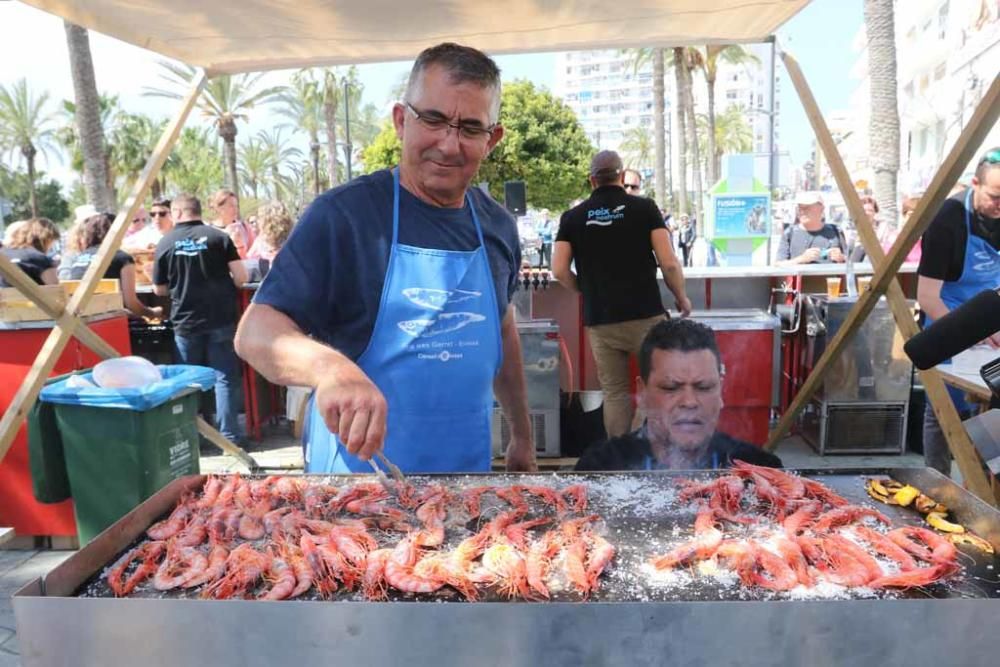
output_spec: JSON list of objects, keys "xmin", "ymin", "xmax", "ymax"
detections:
[
  {"xmin": 235, "ymin": 43, "xmax": 536, "ymax": 473},
  {"xmin": 917, "ymin": 148, "xmax": 1000, "ymax": 475}
]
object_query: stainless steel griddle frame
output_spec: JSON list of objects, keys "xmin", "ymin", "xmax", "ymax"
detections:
[{"xmin": 13, "ymin": 469, "xmax": 1000, "ymax": 667}]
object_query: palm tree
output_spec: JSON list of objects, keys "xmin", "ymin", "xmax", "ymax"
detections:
[
  {"xmin": 696, "ymin": 107, "xmax": 753, "ymax": 174},
  {"xmin": 237, "ymin": 136, "xmax": 270, "ymax": 200},
  {"xmin": 257, "ymin": 128, "xmax": 302, "ymax": 199},
  {"xmin": 701, "ymin": 45, "xmax": 760, "ymax": 185},
  {"xmin": 864, "ymin": 0, "xmax": 900, "ymax": 228},
  {"xmin": 672, "ymin": 47, "xmax": 707, "ymax": 227},
  {"xmin": 277, "ymin": 71, "xmax": 324, "ymax": 194},
  {"xmin": 59, "ymin": 93, "xmax": 119, "ymax": 187},
  {"xmin": 144, "ymin": 63, "xmax": 285, "ymax": 196},
  {"xmin": 0, "ymin": 79, "xmax": 60, "ymax": 217},
  {"xmin": 111, "ymin": 112, "xmax": 166, "ymax": 200},
  {"xmin": 619, "ymin": 126, "xmax": 654, "ymax": 171},
  {"xmin": 164, "ymin": 127, "xmax": 224, "ymax": 197},
  {"xmin": 627, "ymin": 49, "xmax": 668, "ymax": 207},
  {"xmin": 64, "ymin": 21, "xmax": 114, "ymax": 211}
]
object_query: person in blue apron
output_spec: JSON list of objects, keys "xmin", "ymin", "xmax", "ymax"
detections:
[
  {"xmin": 235, "ymin": 42, "xmax": 536, "ymax": 474},
  {"xmin": 575, "ymin": 319, "xmax": 782, "ymax": 471},
  {"xmin": 917, "ymin": 148, "xmax": 1000, "ymax": 475}
]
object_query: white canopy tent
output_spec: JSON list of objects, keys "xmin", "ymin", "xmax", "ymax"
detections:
[
  {"xmin": 22, "ymin": 0, "xmax": 808, "ymax": 74},
  {"xmin": 4, "ymin": 0, "xmax": 999, "ymax": 502}
]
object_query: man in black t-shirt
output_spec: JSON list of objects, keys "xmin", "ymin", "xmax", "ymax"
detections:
[
  {"xmin": 154, "ymin": 194, "xmax": 248, "ymax": 443},
  {"xmin": 577, "ymin": 319, "xmax": 781, "ymax": 471},
  {"xmin": 917, "ymin": 148, "xmax": 1000, "ymax": 475},
  {"xmin": 553, "ymin": 150, "xmax": 691, "ymax": 438}
]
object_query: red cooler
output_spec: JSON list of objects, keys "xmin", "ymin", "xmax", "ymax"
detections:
[
  {"xmin": 0, "ymin": 314, "xmax": 131, "ymax": 536},
  {"xmin": 693, "ymin": 310, "xmax": 780, "ymax": 446}
]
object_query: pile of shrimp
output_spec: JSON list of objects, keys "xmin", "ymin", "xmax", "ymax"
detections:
[
  {"xmin": 105, "ymin": 475, "xmax": 614, "ymax": 602},
  {"xmin": 649, "ymin": 461, "xmax": 962, "ymax": 591}
]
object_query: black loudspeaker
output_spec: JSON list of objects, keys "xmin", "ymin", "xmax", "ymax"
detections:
[{"xmin": 504, "ymin": 180, "xmax": 526, "ymax": 216}]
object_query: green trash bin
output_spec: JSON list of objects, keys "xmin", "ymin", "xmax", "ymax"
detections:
[{"xmin": 37, "ymin": 364, "xmax": 215, "ymax": 545}]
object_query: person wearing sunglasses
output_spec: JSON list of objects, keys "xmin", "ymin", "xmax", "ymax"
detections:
[
  {"xmin": 623, "ymin": 168, "xmax": 643, "ymax": 195},
  {"xmin": 122, "ymin": 205, "xmax": 161, "ymax": 251},
  {"xmin": 552, "ymin": 150, "xmax": 692, "ymax": 439},
  {"xmin": 917, "ymin": 147, "xmax": 1000, "ymax": 476},
  {"xmin": 237, "ymin": 43, "xmax": 535, "ymax": 475},
  {"xmin": 149, "ymin": 197, "xmax": 174, "ymax": 239}
]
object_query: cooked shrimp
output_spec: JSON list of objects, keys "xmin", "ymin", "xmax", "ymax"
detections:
[
  {"xmin": 812, "ymin": 505, "xmax": 889, "ymax": 532},
  {"xmin": 461, "ymin": 486, "xmax": 493, "ymax": 519},
  {"xmin": 852, "ymin": 526, "xmax": 916, "ymax": 572},
  {"xmin": 107, "ymin": 541, "xmax": 165, "ymax": 597},
  {"xmin": 525, "ymin": 533, "xmax": 561, "ymax": 600},
  {"xmin": 732, "ymin": 461, "xmax": 805, "ymax": 499},
  {"xmin": 869, "ymin": 562, "xmax": 959, "ymax": 589},
  {"xmin": 153, "ymin": 543, "xmax": 208, "ymax": 591},
  {"xmin": 747, "ymin": 543, "xmax": 798, "ymax": 591},
  {"xmin": 147, "ymin": 503, "xmax": 191, "ymax": 540},
  {"xmin": 176, "ymin": 514, "xmax": 207, "ymax": 547},
  {"xmin": 183, "ymin": 544, "xmax": 229, "ymax": 589},
  {"xmin": 503, "ymin": 517, "xmax": 550, "ymax": 550},
  {"xmin": 774, "ymin": 536, "xmax": 814, "ymax": 586},
  {"xmin": 238, "ymin": 513, "xmax": 266, "ymax": 541},
  {"xmin": 887, "ymin": 526, "xmax": 958, "ymax": 565},
  {"xmin": 495, "ymin": 486, "xmax": 530, "ymax": 513},
  {"xmin": 362, "ymin": 548, "xmax": 393, "ymax": 600},
  {"xmin": 300, "ymin": 533, "xmax": 338, "ymax": 597},
  {"xmin": 384, "ymin": 536, "xmax": 444, "ymax": 595},
  {"xmin": 651, "ymin": 507, "xmax": 722, "ymax": 570},
  {"xmin": 824, "ymin": 534, "xmax": 883, "ymax": 582},
  {"xmin": 259, "ymin": 555, "xmax": 297, "ymax": 600},
  {"xmin": 782, "ymin": 501, "xmax": 820, "ymax": 537},
  {"xmin": 198, "ymin": 476, "xmax": 224, "ymax": 508},
  {"xmin": 585, "ymin": 532, "xmax": 616, "ymax": 591},
  {"xmin": 482, "ymin": 540, "xmax": 532, "ymax": 599},
  {"xmin": 202, "ymin": 543, "xmax": 271, "ymax": 599},
  {"xmin": 801, "ymin": 478, "xmax": 850, "ymax": 507}
]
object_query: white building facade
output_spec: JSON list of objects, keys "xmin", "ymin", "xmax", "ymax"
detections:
[
  {"xmin": 842, "ymin": 0, "xmax": 1000, "ymax": 195},
  {"xmin": 553, "ymin": 43, "xmax": 786, "ymax": 194}
]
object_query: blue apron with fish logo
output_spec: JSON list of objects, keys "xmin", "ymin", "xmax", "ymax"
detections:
[
  {"xmin": 930, "ymin": 188, "xmax": 1000, "ymax": 410},
  {"xmin": 304, "ymin": 168, "xmax": 503, "ymax": 473}
]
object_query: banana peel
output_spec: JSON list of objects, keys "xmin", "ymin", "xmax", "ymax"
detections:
[
  {"xmin": 926, "ymin": 512, "xmax": 965, "ymax": 534},
  {"xmin": 865, "ymin": 478, "xmax": 900, "ymax": 505},
  {"xmin": 894, "ymin": 485, "xmax": 920, "ymax": 507},
  {"xmin": 949, "ymin": 533, "xmax": 995, "ymax": 555}
]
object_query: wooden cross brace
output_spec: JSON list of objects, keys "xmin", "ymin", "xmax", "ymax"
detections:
[
  {"xmin": 768, "ymin": 50, "xmax": 999, "ymax": 505},
  {"xmin": 0, "ymin": 70, "xmax": 259, "ymax": 473}
]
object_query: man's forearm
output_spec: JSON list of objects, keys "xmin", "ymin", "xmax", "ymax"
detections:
[
  {"xmin": 493, "ymin": 314, "xmax": 532, "ymax": 441},
  {"xmin": 919, "ymin": 295, "xmax": 949, "ymax": 322},
  {"xmin": 661, "ymin": 262, "xmax": 687, "ymax": 304},
  {"xmin": 554, "ymin": 268, "xmax": 578, "ymax": 292},
  {"xmin": 235, "ymin": 303, "xmax": 351, "ymax": 388}
]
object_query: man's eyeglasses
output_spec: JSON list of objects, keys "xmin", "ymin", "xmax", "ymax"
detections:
[
  {"xmin": 624, "ymin": 183, "xmax": 641, "ymax": 192},
  {"xmin": 150, "ymin": 211, "xmax": 169, "ymax": 217},
  {"xmin": 405, "ymin": 102, "xmax": 496, "ymax": 142}
]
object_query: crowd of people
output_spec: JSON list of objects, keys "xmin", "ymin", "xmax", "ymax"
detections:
[
  {"xmin": 0, "ymin": 189, "xmax": 298, "ymax": 446},
  {"xmin": 0, "ymin": 37, "xmax": 995, "ymax": 481}
]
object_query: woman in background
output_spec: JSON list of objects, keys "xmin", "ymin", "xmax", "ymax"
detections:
[
  {"xmin": 67, "ymin": 212, "xmax": 162, "ymax": 320},
  {"xmin": 246, "ymin": 201, "xmax": 294, "ymax": 262},
  {"xmin": 0, "ymin": 217, "xmax": 60, "ymax": 286}
]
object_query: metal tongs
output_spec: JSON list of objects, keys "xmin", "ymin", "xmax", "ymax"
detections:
[{"xmin": 368, "ymin": 451, "xmax": 406, "ymax": 494}]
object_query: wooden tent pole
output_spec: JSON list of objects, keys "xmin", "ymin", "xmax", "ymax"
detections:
[
  {"xmin": 767, "ymin": 62, "xmax": 1000, "ymax": 495},
  {"xmin": 773, "ymin": 52, "xmax": 996, "ymax": 503},
  {"xmin": 0, "ymin": 255, "xmax": 119, "ymax": 358},
  {"xmin": 0, "ymin": 71, "xmax": 207, "ymax": 462}
]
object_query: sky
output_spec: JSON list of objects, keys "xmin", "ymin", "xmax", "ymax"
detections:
[{"xmin": 0, "ymin": 0, "xmax": 863, "ymax": 188}]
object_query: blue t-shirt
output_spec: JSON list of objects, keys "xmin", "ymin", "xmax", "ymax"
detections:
[{"xmin": 253, "ymin": 169, "xmax": 521, "ymax": 361}]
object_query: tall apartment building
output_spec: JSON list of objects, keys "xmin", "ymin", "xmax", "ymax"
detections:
[
  {"xmin": 842, "ymin": 0, "xmax": 1000, "ymax": 195},
  {"xmin": 553, "ymin": 44, "xmax": 783, "ymax": 190}
]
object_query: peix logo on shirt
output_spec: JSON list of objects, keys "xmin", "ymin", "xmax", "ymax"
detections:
[
  {"xmin": 586, "ymin": 204, "xmax": 626, "ymax": 226},
  {"xmin": 174, "ymin": 236, "xmax": 209, "ymax": 257}
]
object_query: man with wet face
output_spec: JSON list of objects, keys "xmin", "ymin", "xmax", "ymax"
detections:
[{"xmin": 576, "ymin": 319, "xmax": 782, "ymax": 471}]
